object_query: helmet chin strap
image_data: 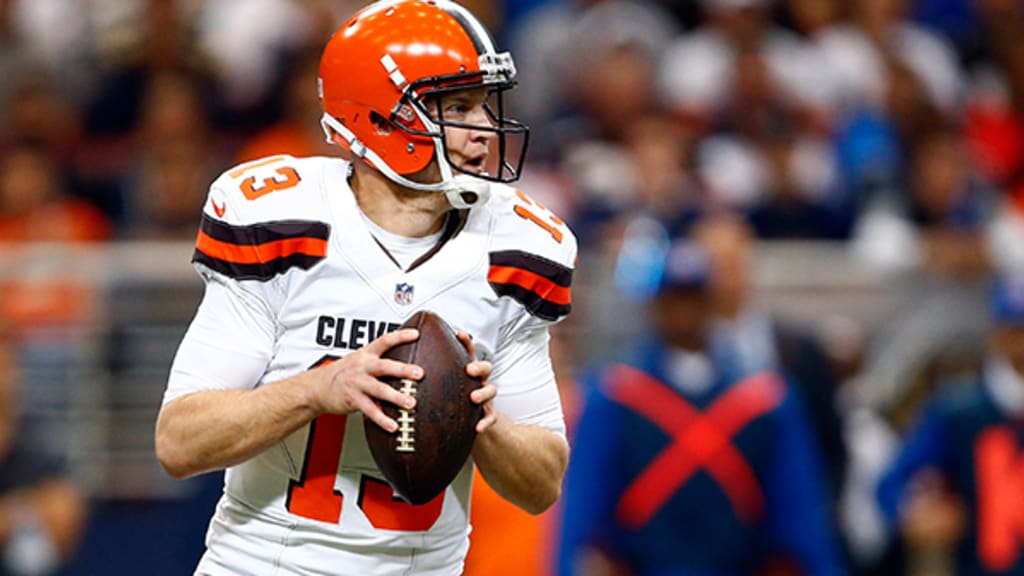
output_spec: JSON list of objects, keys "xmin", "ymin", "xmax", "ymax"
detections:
[{"xmin": 320, "ymin": 113, "xmax": 491, "ymax": 209}]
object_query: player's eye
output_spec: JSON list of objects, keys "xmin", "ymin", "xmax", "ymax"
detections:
[{"xmin": 442, "ymin": 102, "xmax": 471, "ymax": 119}]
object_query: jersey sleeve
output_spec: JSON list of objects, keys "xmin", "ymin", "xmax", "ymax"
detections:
[
  {"xmin": 483, "ymin": 186, "xmax": 577, "ymax": 436},
  {"xmin": 164, "ymin": 155, "xmax": 332, "ymax": 404},
  {"xmin": 486, "ymin": 186, "xmax": 578, "ymax": 329},
  {"xmin": 487, "ymin": 324, "xmax": 566, "ymax": 438},
  {"xmin": 163, "ymin": 272, "xmax": 277, "ymax": 405},
  {"xmin": 191, "ymin": 156, "xmax": 331, "ymax": 283}
]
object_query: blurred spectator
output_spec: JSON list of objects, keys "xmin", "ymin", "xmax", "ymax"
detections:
[
  {"xmin": 195, "ymin": 0, "xmax": 330, "ymax": 121},
  {"xmin": 0, "ymin": 327, "xmax": 88, "ymax": 575},
  {"xmin": 0, "ymin": 145, "xmax": 107, "ymax": 334},
  {"xmin": 966, "ymin": 38, "xmax": 1024, "ymax": 201},
  {"xmin": 694, "ymin": 214, "xmax": 850, "ymax": 501},
  {"xmin": 234, "ymin": 48, "xmax": 334, "ymax": 163},
  {"xmin": 77, "ymin": 0, "xmax": 216, "ymax": 223},
  {"xmin": 852, "ymin": 127, "xmax": 995, "ymax": 276},
  {"xmin": 0, "ymin": 0, "xmax": 34, "ymax": 114},
  {"xmin": 117, "ymin": 71, "xmax": 222, "ymax": 239},
  {"xmin": 509, "ymin": 0, "xmax": 678, "ymax": 159},
  {"xmin": 3, "ymin": 0, "xmax": 91, "ymax": 99},
  {"xmin": 538, "ymin": 2, "xmax": 689, "ymax": 247},
  {"xmin": 0, "ymin": 145, "xmax": 108, "ymax": 244},
  {"xmin": 845, "ymin": 64, "xmax": 968, "ymax": 270},
  {"xmin": 971, "ymin": 15, "xmax": 1024, "ymax": 271},
  {"xmin": 1, "ymin": 73, "xmax": 81, "ymax": 164},
  {"xmin": 558, "ymin": 239, "xmax": 845, "ymax": 575},
  {"xmin": 84, "ymin": 0, "xmax": 210, "ymax": 137},
  {"xmin": 815, "ymin": 0, "xmax": 964, "ymax": 117},
  {"xmin": 560, "ymin": 36, "xmax": 694, "ymax": 244},
  {"xmin": 820, "ymin": 0, "xmax": 968, "ymax": 246},
  {"xmin": 658, "ymin": 0, "xmax": 834, "ymax": 137},
  {"xmin": 907, "ymin": 129, "xmax": 992, "ymax": 277},
  {"xmin": 877, "ymin": 271, "xmax": 1024, "ymax": 575},
  {"xmin": 656, "ymin": 0, "xmax": 848, "ymax": 236}
]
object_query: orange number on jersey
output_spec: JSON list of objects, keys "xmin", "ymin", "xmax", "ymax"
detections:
[
  {"xmin": 359, "ymin": 476, "xmax": 444, "ymax": 531},
  {"xmin": 286, "ymin": 412, "xmax": 348, "ymax": 522},
  {"xmin": 286, "ymin": 356, "xmax": 346, "ymax": 522},
  {"xmin": 229, "ymin": 156, "xmax": 302, "ymax": 200},
  {"xmin": 513, "ymin": 190, "xmax": 565, "ymax": 244},
  {"xmin": 286, "ymin": 355, "xmax": 445, "ymax": 529},
  {"xmin": 240, "ymin": 167, "xmax": 301, "ymax": 200}
]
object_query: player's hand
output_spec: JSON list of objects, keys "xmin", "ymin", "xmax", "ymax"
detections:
[
  {"xmin": 311, "ymin": 328, "xmax": 421, "ymax": 432},
  {"xmin": 458, "ymin": 330, "xmax": 497, "ymax": 433}
]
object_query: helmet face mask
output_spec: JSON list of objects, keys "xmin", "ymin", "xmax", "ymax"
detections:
[
  {"xmin": 404, "ymin": 80, "xmax": 529, "ymax": 184},
  {"xmin": 318, "ymin": 0, "xmax": 530, "ymax": 204}
]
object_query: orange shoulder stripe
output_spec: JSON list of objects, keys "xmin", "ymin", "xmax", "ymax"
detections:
[
  {"xmin": 487, "ymin": 264, "xmax": 572, "ymax": 306},
  {"xmin": 196, "ymin": 230, "xmax": 327, "ymax": 265}
]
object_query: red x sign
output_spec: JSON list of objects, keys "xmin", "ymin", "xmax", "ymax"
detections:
[{"xmin": 603, "ymin": 365, "xmax": 786, "ymax": 530}]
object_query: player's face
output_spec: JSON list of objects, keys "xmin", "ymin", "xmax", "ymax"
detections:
[{"xmin": 436, "ymin": 87, "xmax": 497, "ymax": 176}]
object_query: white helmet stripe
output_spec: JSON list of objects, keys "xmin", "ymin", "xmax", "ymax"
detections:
[{"xmin": 435, "ymin": 1, "xmax": 495, "ymax": 55}]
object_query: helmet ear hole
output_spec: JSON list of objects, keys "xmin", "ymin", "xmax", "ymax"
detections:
[{"xmin": 369, "ymin": 112, "xmax": 395, "ymax": 136}]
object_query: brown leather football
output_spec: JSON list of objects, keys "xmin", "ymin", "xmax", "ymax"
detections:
[{"xmin": 364, "ymin": 310, "xmax": 483, "ymax": 504}]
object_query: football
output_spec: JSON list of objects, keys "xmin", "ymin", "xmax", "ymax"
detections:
[{"xmin": 364, "ymin": 310, "xmax": 483, "ymax": 504}]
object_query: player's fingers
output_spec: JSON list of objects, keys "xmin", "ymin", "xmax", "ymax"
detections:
[
  {"xmin": 348, "ymin": 387, "xmax": 403, "ymax": 428},
  {"xmin": 365, "ymin": 377, "xmax": 417, "ymax": 411},
  {"xmin": 354, "ymin": 393, "xmax": 400, "ymax": 433},
  {"xmin": 476, "ymin": 403, "xmax": 497, "ymax": 433},
  {"xmin": 373, "ymin": 357, "xmax": 423, "ymax": 382},
  {"xmin": 470, "ymin": 382, "xmax": 497, "ymax": 405},
  {"xmin": 466, "ymin": 359, "xmax": 492, "ymax": 380},
  {"xmin": 456, "ymin": 330, "xmax": 476, "ymax": 358},
  {"xmin": 365, "ymin": 328, "xmax": 419, "ymax": 355}
]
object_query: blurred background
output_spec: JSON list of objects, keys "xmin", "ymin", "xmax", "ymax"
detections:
[{"xmin": 0, "ymin": 0, "xmax": 1022, "ymax": 574}]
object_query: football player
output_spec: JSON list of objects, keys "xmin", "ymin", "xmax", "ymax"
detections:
[{"xmin": 154, "ymin": 1, "xmax": 576, "ymax": 574}]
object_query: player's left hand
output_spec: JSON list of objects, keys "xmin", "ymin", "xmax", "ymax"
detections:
[{"xmin": 457, "ymin": 330, "xmax": 497, "ymax": 433}]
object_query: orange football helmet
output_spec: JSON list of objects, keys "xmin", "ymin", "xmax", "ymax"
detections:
[{"xmin": 319, "ymin": 0, "xmax": 528, "ymax": 207}]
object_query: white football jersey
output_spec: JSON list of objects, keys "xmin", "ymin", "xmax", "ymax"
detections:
[{"xmin": 163, "ymin": 155, "xmax": 577, "ymax": 576}]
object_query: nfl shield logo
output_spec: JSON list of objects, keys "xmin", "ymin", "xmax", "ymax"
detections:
[{"xmin": 394, "ymin": 283, "xmax": 414, "ymax": 306}]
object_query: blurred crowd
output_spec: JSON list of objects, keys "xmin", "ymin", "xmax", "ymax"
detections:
[{"xmin": 1, "ymin": 0, "xmax": 1024, "ymax": 574}]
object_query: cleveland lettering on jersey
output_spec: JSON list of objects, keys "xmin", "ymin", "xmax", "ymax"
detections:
[{"xmin": 316, "ymin": 315, "xmax": 402, "ymax": 350}]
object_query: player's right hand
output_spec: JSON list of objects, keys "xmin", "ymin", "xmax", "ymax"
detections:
[{"xmin": 310, "ymin": 328, "xmax": 421, "ymax": 432}]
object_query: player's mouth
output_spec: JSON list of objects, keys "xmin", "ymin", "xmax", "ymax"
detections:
[{"xmin": 462, "ymin": 154, "xmax": 488, "ymax": 175}]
